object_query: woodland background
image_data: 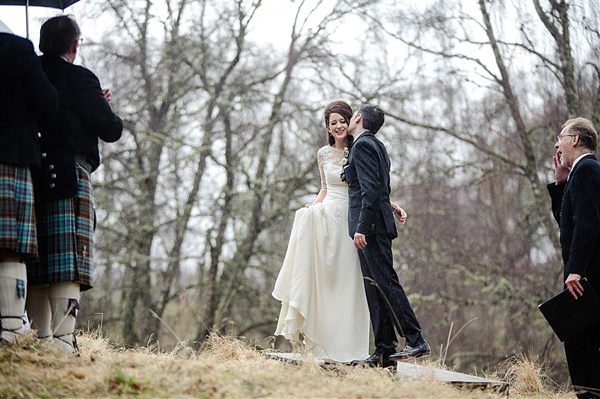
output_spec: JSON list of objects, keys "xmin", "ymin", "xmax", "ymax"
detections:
[{"xmin": 42, "ymin": 0, "xmax": 600, "ymax": 387}]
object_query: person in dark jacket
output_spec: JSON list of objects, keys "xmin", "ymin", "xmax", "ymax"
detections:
[
  {"xmin": 0, "ymin": 21, "xmax": 58, "ymax": 344},
  {"xmin": 548, "ymin": 117, "xmax": 600, "ymax": 398},
  {"xmin": 344, "ymin": 105, "xmax": 430, "ymax": 367},
  {"xmin": 26, "ymin": 15, "xmax": 123, "ymax": 354}
]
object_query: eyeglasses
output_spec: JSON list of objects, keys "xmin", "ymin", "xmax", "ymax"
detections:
[{"xmin": 557, "ymin": 133, "xmax": 575, "ymax": 141}]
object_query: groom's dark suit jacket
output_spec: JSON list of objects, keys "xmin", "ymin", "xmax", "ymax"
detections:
[
  {"xmin": 547, "ymin": 154, "xmax": 600, "ymax": 295},
  {"xmin": 345, "ymin": 130, "xmax": 425, "ymax": 350},
  {"xmin": 345, "ymin": 131, "xmax": 397, "ymax": 239},
  {"xmin": 0, "ymin": 33, "xmax": 58, "ymax": 167}
]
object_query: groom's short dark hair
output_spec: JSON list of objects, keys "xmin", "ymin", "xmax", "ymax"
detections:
[{"xmin": 358, "ymin": 105, "xmax": 385, "ymax": 134}]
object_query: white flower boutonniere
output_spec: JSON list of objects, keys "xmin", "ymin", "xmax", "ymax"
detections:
[
  {"xmin": 340, "ymin": 147, "xmax": 349, "ymax": 182},
  {"xmin": 341, "ymin": 147, "xmax": 349, "ymax": 166}
]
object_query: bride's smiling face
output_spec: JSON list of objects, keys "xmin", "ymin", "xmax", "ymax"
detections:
[{"xmin": 327, "ymin": 112, "xmax": 348, "ymax": 144}]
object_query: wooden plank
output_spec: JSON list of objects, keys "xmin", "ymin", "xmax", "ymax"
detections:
[
  {"xmin": 266, "ymin": 352, "xmax": 509, "ymax": 396},
  {"xmin": 395, "ymin": 361, "xmax": 509, "ymax": 396},
  {"xmin": 264, "ymin": 352, "xmax": 325, "ymax": 365}
]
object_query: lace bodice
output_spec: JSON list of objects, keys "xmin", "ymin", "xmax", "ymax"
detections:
[
  {"xmin": 316, "ymin": 146, "xmax": 348, "ymax": 221},
  {"xmin": 317, "ymin": 145, "xmax": 346, "ymax": 191}
]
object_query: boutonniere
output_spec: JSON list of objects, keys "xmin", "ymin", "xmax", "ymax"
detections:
[
  {"xmin": 341, "ymin": 147, "xmax": 349, "ymax": 166},
  {"xmin": 340, "ymin": 147, "xmax": 349, "ymax": 182}
]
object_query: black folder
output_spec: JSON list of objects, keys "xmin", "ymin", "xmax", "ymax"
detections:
[{"xmin": 538, "ymin": 279, "xmax": 600, "ymax": 342}]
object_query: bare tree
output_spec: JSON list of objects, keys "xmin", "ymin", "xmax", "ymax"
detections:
[
  {"xmin": 193, "ymin": 0, "xmax": 367, "ymax": 346},
  {"xmin": 76, "ymin": 0, "xmax": 599, "ymax": 385},
  {"xmin": 327, "ymin": 0, "xmax": 599, "ymax": 380}
]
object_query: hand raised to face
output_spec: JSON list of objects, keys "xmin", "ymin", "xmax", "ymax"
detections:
[{"xmin": 553, "ymin": 152, "xmax": 569, "ymax": 184}]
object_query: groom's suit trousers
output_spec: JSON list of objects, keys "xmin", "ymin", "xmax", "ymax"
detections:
[{"xmin": 358, "ymin": 233, "xmax": 423, "ymax": 351}]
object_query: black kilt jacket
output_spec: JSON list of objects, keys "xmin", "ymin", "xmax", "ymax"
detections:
[{"xmin": 0, "ymin": 33, "xmax": 58, "ymax": 167}]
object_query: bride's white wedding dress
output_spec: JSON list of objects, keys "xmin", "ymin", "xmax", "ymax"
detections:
[{"xmin": 272, "ymin": 145, "xmax": 370, "ymax": 363}]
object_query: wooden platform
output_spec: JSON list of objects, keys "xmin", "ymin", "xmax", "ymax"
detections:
[
  {"xmin": 395, "ymin": 361, "xmax": 509, "ymax": 396},
  {"xmin": 265, "ymin": 352, "xmax": 326, "ymax": 365},
  {"xmin": 265, "ymin": 352, "xmax": 509, "ymax": 396},
  {"xmin": 264, "ymin": 351, "xmax": 352, "ymax": 366}
]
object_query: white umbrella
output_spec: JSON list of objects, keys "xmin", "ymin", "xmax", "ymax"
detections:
[
  {"xmin": 0, "ymin": 0, "xmax": 80, "ymax": 38},
  {"xmin": 0, "ymin": 19, "xmax": 12, "ymax": 33}
]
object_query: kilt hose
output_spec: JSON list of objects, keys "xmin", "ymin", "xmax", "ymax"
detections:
[
  {"xmin": 27, "ymin": 165, "xmax": 95, "ymax": 291},
  {"xmin": 0, "ymin": 164, "xmax": 37, "ymax": 256}
]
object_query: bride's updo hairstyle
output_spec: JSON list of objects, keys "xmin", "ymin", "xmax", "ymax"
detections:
[{"xmin": 324, "ymin": 100, "xmax": 353, "ymax": 146}]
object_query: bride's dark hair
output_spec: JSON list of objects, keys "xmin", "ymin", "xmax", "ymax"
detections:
[{"xmin": 324, "ymin": 100, "xmax": 353, "ymax": 146}]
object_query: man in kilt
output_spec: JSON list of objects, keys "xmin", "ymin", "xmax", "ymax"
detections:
[
  {"xmin": 26, "ymin": 16, "xmax": 123, "ymax": 354},
  {"xmin": 0, "ymin": 21, "xmax": 58, "ymax": 344}
]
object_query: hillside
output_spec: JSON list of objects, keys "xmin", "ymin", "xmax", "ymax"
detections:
[{"xmin": 0, "ymin": 332, "xmax": 573, "ymax": 398}]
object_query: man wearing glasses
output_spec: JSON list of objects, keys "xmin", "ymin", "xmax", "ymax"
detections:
[{"xmin": 548, "ymin": 117, "xmax": 600, "ymax": 398}]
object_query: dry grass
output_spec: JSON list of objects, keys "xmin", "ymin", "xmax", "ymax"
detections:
[
  {"xmin": 501, "ymin": 354, "xmax": 572, "ymax": 399},
  {"xmin": 0, "ymin": 332, "xmax": 577, "ymax": 398}
]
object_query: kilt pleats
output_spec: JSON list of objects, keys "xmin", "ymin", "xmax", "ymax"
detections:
[
  {"xmin": 27, "ymin": 165, "xmax": 94, "ymax": 290},
  {"xmin": 0, "ymin": 164, "xmax": 37, "ymax": 256}
]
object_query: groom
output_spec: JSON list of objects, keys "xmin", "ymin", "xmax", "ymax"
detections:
[{"xmin": 345, "ymin": 104, "xmax": 430, "ymax": 367}]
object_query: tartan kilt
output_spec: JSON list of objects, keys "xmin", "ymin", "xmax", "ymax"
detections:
[
  {"xmin": 26, "ymin": 165, "xmax": 95, "ymax": 291},
  {"xmin": 0, "ymin": 164, "xmax": 37, "ymax": 256}
]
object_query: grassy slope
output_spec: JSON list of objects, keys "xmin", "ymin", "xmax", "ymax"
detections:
[{"xmin": 0, "ymin": 333, "xmax": 574, "ymax": 398}]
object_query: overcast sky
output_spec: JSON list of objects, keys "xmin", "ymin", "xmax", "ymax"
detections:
[
  {"xmin": 0, "ymin": 1, "xmax": 364, "ymax": 54},
  {"xmin": 0, "ymin": 3, "xmax": 85, "ymax": 44}
]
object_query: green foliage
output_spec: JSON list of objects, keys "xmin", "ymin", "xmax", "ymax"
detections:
[{"xmin": 109, "ymin": 366, "xmax": 143, "ymax": 395}]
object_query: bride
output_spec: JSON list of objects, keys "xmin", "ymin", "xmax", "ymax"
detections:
[{"xmin": 272, "ymin": 100, "xmax": 407, "ymax": 362}]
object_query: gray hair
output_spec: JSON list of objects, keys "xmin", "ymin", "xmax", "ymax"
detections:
[{"xmin": 563, "ymin": 117, "xmax": 598, "ymax": 152}]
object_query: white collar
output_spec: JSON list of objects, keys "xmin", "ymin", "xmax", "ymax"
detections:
[
  {"xmin": 353, "ymin": 131, "xmax": 369, "ymax": 141},
  {"xmin": 568, "ymin": 153, "xmax": 593, "ymax": 181}
]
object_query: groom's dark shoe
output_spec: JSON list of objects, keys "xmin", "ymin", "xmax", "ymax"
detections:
[
  {"xmin": 388, "ymin": 341, "xmax": 431, "ymax": 361},
  {"xmin": 354, "ymin": 351, "xmax": 395, "ymax": 368}
]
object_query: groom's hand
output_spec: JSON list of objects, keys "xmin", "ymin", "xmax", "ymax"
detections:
[{"xmin": 354, "ymin": 233, "xmax": 367, "ymax": 249}]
